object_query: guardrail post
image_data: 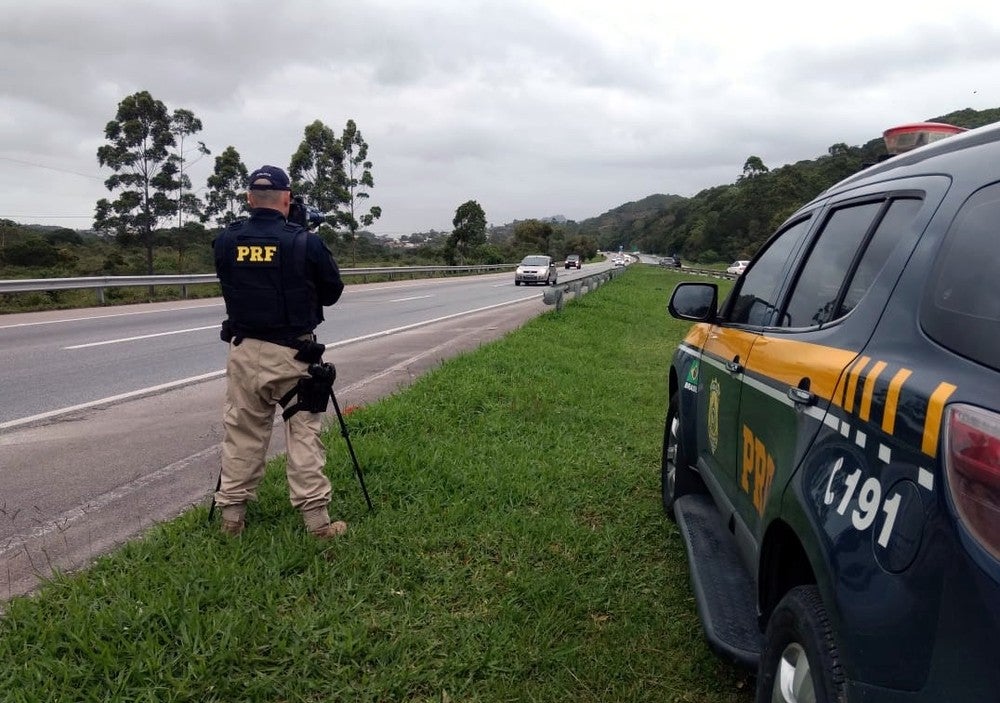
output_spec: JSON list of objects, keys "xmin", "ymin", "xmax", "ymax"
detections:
[
  {"xmin": 97, "ymin": 287, "xmax": 105, "ymax": 305},
  {"xmin": 542, "ymin": 286, "xmax": 564, "ymax": 311}
]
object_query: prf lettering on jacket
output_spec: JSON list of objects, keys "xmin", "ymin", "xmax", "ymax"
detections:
[{"xmin": 235, "ymin": 245, "xmax": 278, "ymax": 263}]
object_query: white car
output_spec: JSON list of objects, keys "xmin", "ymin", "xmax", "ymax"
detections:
[
  {"xmin": 726, "ymin": 260, "xmax": 750, "ymax": 275},
  {"xmin": 515, "ymin": 255, "xmax": 557, "ymax": 285}
]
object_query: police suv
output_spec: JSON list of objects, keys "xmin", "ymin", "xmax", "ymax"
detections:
[{"xmin": 662, "ymin": 121, "xmax": 999, "ymax": 702}]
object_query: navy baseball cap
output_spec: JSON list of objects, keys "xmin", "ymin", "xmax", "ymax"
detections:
[{"xmin": 248, "ymin": 165, "xmax": 291, "ymax": 191}]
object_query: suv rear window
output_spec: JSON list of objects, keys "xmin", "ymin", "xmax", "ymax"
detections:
[{"xmin": 923, "ymin": 184, "xmax": 1000, "ymax": 371}]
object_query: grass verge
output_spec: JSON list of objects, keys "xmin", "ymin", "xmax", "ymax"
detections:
[{"xmin": 0, "ymin": 266, "xmax": 750, "ymax": 702}]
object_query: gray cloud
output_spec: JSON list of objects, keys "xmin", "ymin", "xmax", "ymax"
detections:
[{"xmin": 2, "ymin": 0, "xmax": 998, "ymax": 234}]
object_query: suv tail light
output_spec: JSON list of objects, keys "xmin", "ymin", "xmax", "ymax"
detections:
[{"xmin": 944, "ymin": 404, "xmax": 1000, "ymax": 561}]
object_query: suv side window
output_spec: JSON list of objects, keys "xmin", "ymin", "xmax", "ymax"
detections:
[
  {"xmin": 780, "ymin": 198, "xmax": 924, "ymax": 328},
  {"xmin": 838, "ymin": 197, "xmax": 922, "ymax": 317},
  {"xmin": 923, "ymin": 183, "xmax": 1000, "ymax": 371},
  {"xmin": 727, "ymin": 217, "xmax": 812, "ymax": 326},
  {"xmin": 781, "ymin": 202, "xmax": 882, "ymax": 328}
]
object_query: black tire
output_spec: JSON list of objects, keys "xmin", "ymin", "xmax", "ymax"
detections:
[
  {"xmin": 756, "ymin": 586, "xmax": 846, "ymax": 703},
  {"xmin": 661, "ymin": 390, "xmax": 704, "ymax": 520},
  {"xmin": 515, "ymin": 280, "xmax": 521, "ymax": 286}
]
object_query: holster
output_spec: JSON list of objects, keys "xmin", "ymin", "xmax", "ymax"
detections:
[
  {"xmin": 292, "ymin": 339, "xmax": 326, "ymax": 364},
  {"xmin": 279, "ymin": 363, "xmax": 336, "ymax": 420}
]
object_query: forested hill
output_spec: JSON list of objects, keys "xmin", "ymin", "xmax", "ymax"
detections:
[
  {"xmin": 576, "ymin": 194, "xmax": 687, "ymax": 235},
  {"xmin": 569, "ymin": 106, "xmax": 1000, "ymax": 263}
]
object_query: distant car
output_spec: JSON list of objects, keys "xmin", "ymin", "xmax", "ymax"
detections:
[
  {"xmin": 565, "ymin": 254, "xmax": 582, "ymax": 269},
  {"xmin": 660, "ymin": 256, "xmax": 682, "ymax": 268},
  {"xmin": 515, "ymin": 255, "xmax": 557, "ymax": 285},
  {"xmin": 726, "ymin": 260, "xmax": 749, "ymax": 275},
  {"xmin": 612, "ymin": 258, "xmax": 626, "ymax": 269}
]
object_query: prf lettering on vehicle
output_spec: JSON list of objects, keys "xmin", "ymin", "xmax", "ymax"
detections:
[
  {"xmin": 741, "ymin": 425, "xmax": 775, "ymax": 515},
  {"xmin": 235, "ymin": 244, "xmax": 279, "ymax": 264}
]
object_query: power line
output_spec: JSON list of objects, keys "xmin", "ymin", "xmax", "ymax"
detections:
[
  {"xmin": 0, "ymin": 156, "xmax": 104, "ymax": 181},
  {"xmin": 0, "ymin": 214, "xmax": 92, "ymax": 220}
]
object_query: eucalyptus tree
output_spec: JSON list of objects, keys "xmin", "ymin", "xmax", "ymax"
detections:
[
  {"xmin": 94, "ymin": 90, "xmax": 178, "ymax": 275},
  {"xmin": 205, "ymin": 146, "xmax": 250, "ymax": 227},
  {"xmin": 446, "ymin": 200, "xmax": 487, "ymax": 264},
  {"xmin": 170, "ymin": 108, "xmax": 210, "ymax": 228},
  {"xmin": 337, "ymin": 119, "xmax": 382, "ymax": 266},
  {"xmin": 288, "ymin": 120, "xmax": 348, "ymax": 222}
]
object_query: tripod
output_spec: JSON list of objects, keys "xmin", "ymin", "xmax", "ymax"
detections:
[
  {"xmin": 322, "ymin": 363, "xmax": 374, "ymax": 512},
  {"xmin": 208, "ymin": 362, "xmax": 373, "ymax": 522}
]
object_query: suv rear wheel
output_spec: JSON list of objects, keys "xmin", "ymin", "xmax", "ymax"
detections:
[
  {"xmin": 756, "ymin": 586, "xmax": 845, "ymax": 703},
  {"xmin": 661, "ymin": 391, "xmax": 704, "ymax": 519}
]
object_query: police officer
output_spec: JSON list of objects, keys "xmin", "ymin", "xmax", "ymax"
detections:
[{"xmin": 212, "ymin": 165, "xmax": 346, "ymax": 539}]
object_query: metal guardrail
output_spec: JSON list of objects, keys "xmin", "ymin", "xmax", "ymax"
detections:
[
  {"xmin": 672, "ymin": 265, "xmax": 737, "ymax": 280},
  {"xmin": 541, "ymin": 266, "xmax": 626, "ymax": 311},
  {"xmin": 0, "ymin": 264, "xmax": 517, "ymax": 304}
]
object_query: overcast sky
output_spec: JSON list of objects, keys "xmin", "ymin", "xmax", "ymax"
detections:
[{"xmin": 1, "ymin": 0, "xmax": 997, "ymax": 237}]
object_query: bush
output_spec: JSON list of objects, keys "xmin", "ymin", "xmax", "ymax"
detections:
[{"xmin": 2, "ymin": 236, "xmax": 61, "ymax": 267}]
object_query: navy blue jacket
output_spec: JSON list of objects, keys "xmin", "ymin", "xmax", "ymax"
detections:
[{"xmin": 213, "ymin": 208, "xmax": 344, "ymax": 341}]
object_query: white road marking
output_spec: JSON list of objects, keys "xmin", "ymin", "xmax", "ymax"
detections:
[
  {"xmin": 2, "ymin": 295, "xmax": 538, "ymax": 431},
  {"xmin": 0, "ymin": 371, "xmax": 224, "ymax": 432},
  {"xmin": 64, "ymin": 325, "xmax": 219, "ymax": 349},
  {"xmin": 0, "ymin": 444, "xmax": 221, "ymax": 560},
  {"xmin": 0, "ymin": 302, "xmax": 223, "ymax": 330},
  {"xmin": 388, "ymin": 295, "xmax": 433, "ymax": 302}
]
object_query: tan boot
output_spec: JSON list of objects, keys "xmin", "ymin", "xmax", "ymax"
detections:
[
  {"xmin": 220, "ymin": 519, "xmax": 245, "ymax": 536},
  {"xmin": 310, "ymin": 520, "xmax": 348, "ymax": 539},
  {"xmin": 220, "ymin": 504, "xmax": 246, "ymax": 537}
]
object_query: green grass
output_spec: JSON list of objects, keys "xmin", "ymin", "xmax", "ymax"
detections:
[{"xmin": 0, "ymin": 265, "xmax": 750, "ymax": 702}]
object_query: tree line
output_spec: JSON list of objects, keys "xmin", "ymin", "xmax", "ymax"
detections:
[
  {"xmin": 93, "ymin": 90, "xmax": 382, "ymax": 271},
  {"xmin": 3, "ymin": 102, "xmax": 996, "ymax": 289},
  {"xmin": 565, "ymin": 106, "xmax": 1000, "ymax": 263}
]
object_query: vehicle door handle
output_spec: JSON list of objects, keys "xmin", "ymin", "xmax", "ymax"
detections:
[
  {"xmin": 787, "ymin": 387, "xmax": 816, "ymax": 405},
  {"xmin": 726, "ymin": 358, "xmax": 743, "ymax": 374}
]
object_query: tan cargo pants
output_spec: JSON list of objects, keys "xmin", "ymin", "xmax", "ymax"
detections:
[{"xmin": 215, "ymin": 337, "xmax": 332, "ymax": 528}]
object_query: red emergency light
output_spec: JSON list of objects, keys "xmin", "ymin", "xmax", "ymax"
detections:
[{"xmin": 883, "ymin": 122, "xmax": 967, "ymax": 155}]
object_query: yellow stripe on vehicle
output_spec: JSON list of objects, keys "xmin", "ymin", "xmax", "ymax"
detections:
[
  {"xmin": 704, "ymin": 329, "xmax": 757, "ymax": 366},
  {"xmin": 745, "ymin": 336, "xmax": 856, "ymax": 402},
  {"xmin": 682, "ymin": 326, "xmax": 961, "ymax": 455},
  {"xmin": 697, "ymin": 328, "xmax": 856, "ymax": 403},
  {"xmin": 882, "ymin": 368, "xmax": 912, "ymax": 435},
  {"xmin": 859, "ymin": 361, "xmax": 887, "ymax": 422},
  {"xmin": 843, "ymin": 356, "xmax": 871, "ymax": 413},
  {"xmin": 923, "ymin": 382, "xmax": 958, "ymax": 457},
  {"xmin": 683, "ymin": 324, "xmax": 711, "ymax": 348}
]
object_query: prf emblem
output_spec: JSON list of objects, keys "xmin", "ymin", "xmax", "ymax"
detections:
[
  {"xmin": 235, "ymin": 244, "xmax": 279, "ymax": 264},
  {"xmin": 708, "ymin": 378, "xmax": 720, "ymax": 454}
]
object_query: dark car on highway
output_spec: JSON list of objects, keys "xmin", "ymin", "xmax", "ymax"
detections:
[
  {"xmin": 565, "ymin": 254, "xmax": 582, "ymax": 269},
  {"xmin": 661, "ymin": 121, "xmax": 998, "ymax": 702},
  {"xmin": 659, "ymin": 256, "xmax": 682, "ymax": 268}
]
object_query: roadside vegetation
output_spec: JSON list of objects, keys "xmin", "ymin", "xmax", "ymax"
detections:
[
  {"xmin": 0, "ymin": 265, "xmax": 749, "ymax": 702},
  {"xmin": 11, "ymin": 96, "xmax": 991, "ymax": 317}
]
